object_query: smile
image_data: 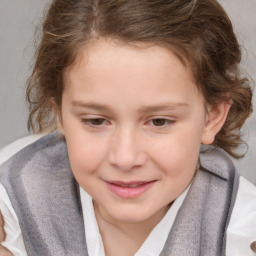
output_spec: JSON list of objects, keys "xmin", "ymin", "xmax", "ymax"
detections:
[{"xmin": 105, "ymin": 180, "xmax": 156, "ymax": 199}]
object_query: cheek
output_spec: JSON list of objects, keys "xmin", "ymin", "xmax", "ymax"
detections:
[
  {"xmin": 149, "ymin": 128, "xmax": 202, "ymax": 176},
  {"xmin": 65, "ymin": 133, "xmax": 107, "ymax": 178}
]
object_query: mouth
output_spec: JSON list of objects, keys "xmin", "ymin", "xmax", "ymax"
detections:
[{"xmin": 105, "ymin": 180, "xmax": 156, "ymax": 199}]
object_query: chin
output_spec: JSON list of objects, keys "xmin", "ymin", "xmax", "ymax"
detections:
[{"xmin": 108, "ymin": 205, "xmax": 157, "ymax": 223}]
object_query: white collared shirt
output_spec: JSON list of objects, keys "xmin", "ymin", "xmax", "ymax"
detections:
[
  {"xmin": 0, "ymin": 177, "xmax": 256, "ymax": 256},
  {"xmin": 80, "ymin": 185, "xmax": 190, "ymax": 256},
  {"xmin": 0, "ymin": 183, "xmax": 189, "ymax": 256}
]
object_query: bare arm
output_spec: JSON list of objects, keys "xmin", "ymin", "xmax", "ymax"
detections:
[{"xmin": 0, "ymin": 211, "xmax": 13, "ymax": 256}]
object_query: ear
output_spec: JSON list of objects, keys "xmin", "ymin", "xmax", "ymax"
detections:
[
  {"xmin": 201, "ymin": 100, "xmax": 232, "ymax": 145},
  {"xmin": 49, "ymin": 97, "xmax": 65, "ymax": 136}
]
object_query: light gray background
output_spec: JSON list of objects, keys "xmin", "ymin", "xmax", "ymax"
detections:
[{"xmin": 0, "ymin": 0, "xmax": 256, "ymax": 149}]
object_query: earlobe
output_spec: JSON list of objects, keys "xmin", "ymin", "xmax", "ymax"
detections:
[
  {"xmin": 57, "ymin": 114, "xmax": 65, "ymax": 136},
  {"xmin": 201, "ymin": 100, "xmax": 232, "ymax": 145}
]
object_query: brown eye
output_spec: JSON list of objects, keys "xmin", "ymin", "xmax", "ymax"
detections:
[
  {"xmin": 152, "ymin": 119, "xmax": 167, "ymax": 126},
  {"xmin": 90, "ymin": 118, "xmax": 105, "ymax": 125},
  {"xmin": 81, "ymin": 118, "xmax": 107, "ymax": 126}
]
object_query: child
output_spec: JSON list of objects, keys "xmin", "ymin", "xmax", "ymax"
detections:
[{"xmin": 0, "ymin": 0, "xmax": 256, "ymax": 255}]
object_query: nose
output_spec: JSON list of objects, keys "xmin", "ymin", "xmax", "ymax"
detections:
[{"xmin": 108, "ymin": 127, "xmax": 147, "ymax": 171}]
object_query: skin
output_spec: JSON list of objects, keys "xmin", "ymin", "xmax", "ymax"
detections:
[
  {"xmin": 0, "ymin": 40, "xmax": 230, "ymax": 255},
  {"xmin": 58, "ymin": 40, "xmax": 231, "ymax": 255},
  {"xmin": 0, "ymin": 212, "xmax": 13, "ymax": 256}
]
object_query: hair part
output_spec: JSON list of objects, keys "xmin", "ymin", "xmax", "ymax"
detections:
[{"xmin": 26, "ymin": 0, "xmax": 253, "ymax": 158}]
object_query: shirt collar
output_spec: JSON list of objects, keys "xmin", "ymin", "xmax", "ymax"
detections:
[{"xmin": 80, "ymin": 185, "xmax": 190, "ymax": 256}]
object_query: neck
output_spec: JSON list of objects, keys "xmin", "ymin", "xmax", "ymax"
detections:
[{"xmin": 94, "ymin": 201, "xmax": 170, "ymax": 251}]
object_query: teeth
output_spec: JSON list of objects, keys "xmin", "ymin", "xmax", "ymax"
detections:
[
  {"xmin": 119, "ymin": 184, "xmax": 142, "ymax": 188},
  {"xmin": 110, "ymin": 181, "xmax": 151, "ymax": 187},
  {"xmin": 129, "ymin": 184, "xmax": 139, "ymax": 188}
]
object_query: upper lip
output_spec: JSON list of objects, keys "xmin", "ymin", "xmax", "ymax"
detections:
[{"xmin": 105, "ymin": 180, "xmax": 156, "ymax": 186}]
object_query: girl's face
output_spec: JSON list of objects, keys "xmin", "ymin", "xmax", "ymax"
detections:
[{"xmin": 59, "ymin": 40, "xmax": 227, "ymax": 225}]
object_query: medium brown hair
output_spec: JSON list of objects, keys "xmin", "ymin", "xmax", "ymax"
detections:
[{"xmin": 26, "ymin": 0, "xmax": 253, "ymax": 157}]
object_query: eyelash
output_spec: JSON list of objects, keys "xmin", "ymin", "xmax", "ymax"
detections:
[
  {"xmin": 81, "ymin": 117, "xmax": 175, "ymax": 128},
  {"xmin": 150, "ymin": 117, "xmax": 174, "ymax": 127},
  {"xmin": 147, "ymin": 118, "xmax": 175, "ymax": 128},
  {"xmin": 81, "ymin": 118, "xmax": 109, "ymax": 127}
]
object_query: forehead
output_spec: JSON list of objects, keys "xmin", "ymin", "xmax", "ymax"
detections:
[{"xmin": 62, "ymin": 40, "xmax": 202, "ymax": 107}]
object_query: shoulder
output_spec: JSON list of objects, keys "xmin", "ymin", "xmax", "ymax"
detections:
[
  {"xmin": 226, "ymin": 176, "xmax": 256, "ymax": 255},
  {"xmin": 0, "ymin": 131, "xmax": 68, "ymax": 181},
  {"xmin": 0, "ymin": 132, "xmax": 73, "ymax": 212},
  {"xmin": 200, "ymin": 147, "xmax": 237, "ymax": 181},
  {"xmin": 200, "ymin": 147, "xmax": 256, "ymax": 255},
  {"xmin": 0, "ymin": 134, "xmax": 44, "ymax": 166}
]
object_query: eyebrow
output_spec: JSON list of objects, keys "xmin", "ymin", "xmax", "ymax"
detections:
[
  {"xmin": 138, "ymin": 103, "xmax": 189, "ymax": 114},
  {"xmin": 72, "ymin": 101, "xmax": 112, "ymax": 111},
  {"xmin": 72, "ymin": 100, "xmax": 189, "ymax": 114}
]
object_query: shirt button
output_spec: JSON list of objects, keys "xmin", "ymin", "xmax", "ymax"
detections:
[{"xmin": 251, "ymin": 241, "xmax": 256, "ymax": 253}]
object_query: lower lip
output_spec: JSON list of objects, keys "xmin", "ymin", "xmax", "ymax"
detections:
[{"xmin": 106, "ymin": 181, "xmax": 155, "ymax": 199}]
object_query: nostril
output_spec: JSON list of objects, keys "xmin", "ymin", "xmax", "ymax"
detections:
[
  {"xmin": 108, "ymin": 150, "xmax": 147, "ymax": 171},
  {"xmin": 108, "ymin": 132, "xmax": 147, "ymax": 170}
]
